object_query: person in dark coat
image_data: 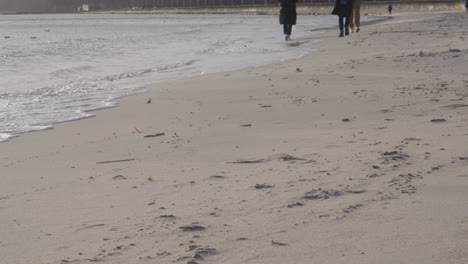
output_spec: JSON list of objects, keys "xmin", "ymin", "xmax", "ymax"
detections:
[
  {"xmin": 388, "ymin": 4, "xmax": 393, "ymax": 15},
  {"xmin": 279, "ymin": 0, "xmax": 297, "ymax": 41},
  {"xmin": 331, "ymin": 0, "xmax": 353, "ymax": 37}
]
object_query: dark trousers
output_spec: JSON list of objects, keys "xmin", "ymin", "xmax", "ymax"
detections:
[
  {"xmin": 338, "ymin": 15, "xmax": 350, "ymax": 32},
  {"xmin": 283, "ymin": 24, "xmax": 293, "ymax": 36}
]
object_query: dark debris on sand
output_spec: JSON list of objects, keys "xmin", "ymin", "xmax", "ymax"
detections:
[{"xmin": 180, "ymin": 225, "xmax": 206, "ymax": 232}]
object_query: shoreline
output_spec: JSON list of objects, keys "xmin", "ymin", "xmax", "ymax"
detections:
[
  {"xmin": 0, "ymin": 13, "xmax": 384, "ymax": 144},
  {"xmin": 1, "ymin": 11, "xmax": 467, "ymax": 264},
  {"xmin": 0, "ymin": 13, "xmax": 337, "ymax": 144}
]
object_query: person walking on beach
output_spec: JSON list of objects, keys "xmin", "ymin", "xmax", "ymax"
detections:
[
  {"xmin": 332, "ymin": 0, "xmax": 353, "ymax": 37},
  {"xmin": 279, "ymin": 0, "xmax": 297, "ymax": 41},
  {"xmin": 388, "ymin": 4, "xmax": 393, "ymax": 15},
  {"xmin": 349, "ymin": 0, "xmax": 361, "ymax": 32}
]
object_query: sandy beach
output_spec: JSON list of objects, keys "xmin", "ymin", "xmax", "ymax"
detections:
[{"xmin": 1, "ymin": 11, "xmax": 467, "ymax": 264}]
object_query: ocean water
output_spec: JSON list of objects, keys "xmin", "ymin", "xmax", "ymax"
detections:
[{"xmin": 0, "ymin": 13, "xmax": 356, "ymax": 142}]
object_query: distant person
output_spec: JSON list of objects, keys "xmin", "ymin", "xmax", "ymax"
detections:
[
  {"xmin": 332, "ymin": 0, "xmax": 354, "ymax": 37},
  {"xmin": 279, "ymin": 0, "xmax": 298, "ymax": 41},
  {"xmin": 388, "ymin": 4, "xmax": 393, "ymax": 15},
  {"xmin": 349, "ymin": 0, "xmax": 362, "ymax": 32}
]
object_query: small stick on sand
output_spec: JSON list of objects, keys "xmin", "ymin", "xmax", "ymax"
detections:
[
  {"xmin": 96, "ymin": 158, "xmax": 135, "ymax": 164},
  {"xmin": 272, "ymin": 240, "xmax": 289, "ymax": 246},
  {"xmin": 227, "ymin": 159, "xmax": 265, "ymax": 164},
  {"xmin": 144, "ymin": 133, "xmax": 165, "ymax": 138}
]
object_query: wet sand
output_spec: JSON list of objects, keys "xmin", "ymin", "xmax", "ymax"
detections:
[{"xmin": 1, "ymin": 11, "xmax": 467, "ymax": 264}]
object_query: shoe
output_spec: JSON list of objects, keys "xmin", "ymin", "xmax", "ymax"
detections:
[
  {"xmin": 345, "ymin": 28, "xmax": 349, "ymax": 36},
  {"xmin": 339, "ymin": 31, "xmax": 344, "ymax": 37},
  {"xmin": 351, "ymin": 28, "xmax": 355, "ymax": 33},
  {"xmin": 356, "ymin": 27, "xmax": 360, "ymax": 32}
]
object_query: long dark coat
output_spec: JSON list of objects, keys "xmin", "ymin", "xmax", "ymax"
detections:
[
  {"xmin": 331, "ymin": 0, "xmax": 353, "ymax": 16},
  {"xmin": 279, "ymin": 0, "xmax": 297, "ymax": 25}
]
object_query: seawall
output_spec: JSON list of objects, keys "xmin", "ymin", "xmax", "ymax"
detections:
[{"xmin": 101, "ymin": 1, "xmax": 465, "ymax": 15}]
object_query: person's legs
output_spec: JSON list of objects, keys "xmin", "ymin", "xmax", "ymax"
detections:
[
  {"xmin": 287, "ymin": 24, "xmax": 293, "ymax": 36},
  {"xmin": 349, "ymin": 7, "xmax": 355, "ymax": 31},
  {"xmin": 354, "ymin": 0, "xmax": 361, "ymax": 31},
  {"xmin": 338, "ymin": 15, "xmax": 344, "ymax": 37},
  {"xmin": 283, "ymin": 24, "xmax": 292, "ymax": 40},
  {"xmin": 345, "ymin": 15, "xmax": 350, "ymax": 35}
]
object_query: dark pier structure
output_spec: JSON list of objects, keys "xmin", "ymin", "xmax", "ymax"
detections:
[{"xmin": 0, "ymin": 0, "xmax": 459, "ymax": 13}]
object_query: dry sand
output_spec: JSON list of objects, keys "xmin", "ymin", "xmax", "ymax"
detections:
[{"xmin": 1, "ymin": 11, "xmax": 467, "ymax": 264}]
